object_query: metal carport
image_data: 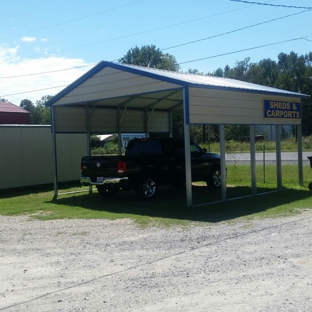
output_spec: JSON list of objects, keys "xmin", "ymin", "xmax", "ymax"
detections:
[{"xmin": 46, "ymin": 61, "xmax": 309, "ymax": 207}]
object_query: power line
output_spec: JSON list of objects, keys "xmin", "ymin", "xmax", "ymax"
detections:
[
  {"xmin": 0, "ymin": 64, "xmax": 95, "ymax": 79},
  {"xmin": 177, "ymin": 36, "xmax": 312, "ymax": 65},
  {"xmin": 0, "ymin": 0, "xmax": 146, "ymax": 41},
  {"xmin": 230, "ymin": 0, "xmax": 312, "ymax": 9},
  {"xmin": 0, "ymin": 85, "xmax": 68, "ymax": 98},
  {"xmin": 1, "ymin": 9, "xmax": 310, "ymax": 80},
  {"xmin": 162, "ymin": 9, "xmax": 310, "ymax": 51},
  {"xmin": 2, "ymin": 34, "xmax": 311, "ymax": 99},
  {"xmin": 0, "ymin": 4, "xmax": 262, "ymax": 80},
  {"xmin": 58, "ymin": 6, "xmax": 258, "ymax": 52}
]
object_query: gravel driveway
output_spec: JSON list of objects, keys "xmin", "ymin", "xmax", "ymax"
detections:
[{"xmin": 1, "ymin": 210, "xmax": 312, "ymax": 312}]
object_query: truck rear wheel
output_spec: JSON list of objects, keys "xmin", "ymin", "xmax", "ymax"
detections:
[
  {"xmin": 97, "ymin": 184, "xmax": 119, "ymax": 197},
  {"xmin": 135, "ymin": 176, "xmax": 158, "ymax": 199}
]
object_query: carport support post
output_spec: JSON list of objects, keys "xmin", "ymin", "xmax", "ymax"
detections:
[
  {"xmin": 297, "ymin": 124, "xmax": 303, "ymax": 186},
  {"xmin": 51, "ymin": 107, "xmax": 58, "ymax": 199},
  {"xmin": 220, "ymin": 125, "xmax": 227, "ymax": 201},
  {"xmin": 144, "ymin": 109, "xmax": 148, "ymax": 137},
  {"xmin": 169, "ymin": 111, "xmax": 173, "ymax": 137},
  {"xmin": 86, "ymin": 105, "xmax": 92, "ymax": 194},
  {"xmin": 276, "ymin": 125, "xmax": 282, "ymax": 190},
  {"xmin": 183, "ymin": 88, "xmax": 192, "ymax": 207},
  {"xmin": 117, "ymin": 108, "xmax": 122, "ymax": 155},
  {"xmin": 250, "ymin": 125, "xmax": 257, "ymax": 195}
]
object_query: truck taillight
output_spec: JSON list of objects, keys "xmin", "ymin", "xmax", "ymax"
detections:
[{"xmin": 118, "ymin": 161, "xmax": 127, "ymax": 174}]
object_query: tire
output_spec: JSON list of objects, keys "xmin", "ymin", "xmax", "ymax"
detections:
[
  {"xmin": 309, "ymin": 183, "xmax": 312, "ymax": 191},
  {"xmin": 135, "ymin": 175, "xmax": 158, "ymax": 199},
  {"xmin": 206, "ymin": 167, "xmax": 222, "ymax": 189},
  {"xmin": 97, "ymin": 184, "xmax": 119, "ymax": 197}
]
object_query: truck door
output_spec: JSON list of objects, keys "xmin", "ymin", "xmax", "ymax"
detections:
[{"xmin": 167, "ymin": 140, "xmax": 186, "ymax": 181}]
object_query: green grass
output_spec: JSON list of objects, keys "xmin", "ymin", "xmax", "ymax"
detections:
[
  {"xmin": 202, "ymin": 135, "xmax": 312, "ymax": 153},
  {"xmin": 0, "ymin": 172, "xmax": 311, "ymax": 226}
]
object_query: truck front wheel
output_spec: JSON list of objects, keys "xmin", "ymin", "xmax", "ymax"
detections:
[
  {"xmin": 135, "ymin": 176, "xmax": 158, "ymax": 199},
  {"xmin": 206, "ymin": 167, "xmax": 222, "ymax": 189}
]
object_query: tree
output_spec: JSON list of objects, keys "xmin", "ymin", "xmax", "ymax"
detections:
[
  {"xmin": 34, "ymin": 95, "xmax": 53, "ymax": 124},
  {"xmin": 217, "ymin": 52, "xmax": 312, "ymax": 135},
  {"xmin": 20, "ymin": 99, "xmax": 34, "ymax": 112},
  {"xmin": 20, "ymin": 96, "xmax": 52, "ymax": 124},
  {"xmin": 119, "ymin": 45, "xmax": 180, "ymax": 71},
  {"xmin": 213, "ymin": 68, "xmax": 224, "ymax": 77},
  {"xmin": 20, "ymin": 99, "xmax": 35, "ymax": 123}
]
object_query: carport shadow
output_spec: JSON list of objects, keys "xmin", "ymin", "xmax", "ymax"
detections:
[{"xmin": 49, "ymin": 185, "xmax": 312, "ymax": 223}]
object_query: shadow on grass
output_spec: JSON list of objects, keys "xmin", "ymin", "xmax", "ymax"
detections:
[
  {"xmin": 0, "ymin": 181, "xmax": 80, "ymax": 198},
  {"xmin": 49, "ymin": 185, "xmax": 312, "ymax": 223}
]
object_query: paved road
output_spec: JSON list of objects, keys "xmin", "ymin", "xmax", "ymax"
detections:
[{"xmin": 225, "ymin": 152, "xmax": 312, "ymax": 165}]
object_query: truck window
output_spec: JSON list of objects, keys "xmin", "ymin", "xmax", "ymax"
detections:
[
  {"xmin": 168, "ymin": 140, "xmax": 202, "ymax": 155},
  {"xmin": 127, "ymin": 140, "xmax": 162, "ymax": 156},
  {"xmin": 190, "ymin": 141, "xmax": 202, "ymax": 154}
]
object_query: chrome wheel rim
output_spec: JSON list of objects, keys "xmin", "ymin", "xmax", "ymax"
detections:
[
  {"xmin": 142, "ymin": 178, "xmax": 156, "ymax": 197},
  {"xmin": 212, "ymin": 170, "xmax": 222, "ymax": 187}
]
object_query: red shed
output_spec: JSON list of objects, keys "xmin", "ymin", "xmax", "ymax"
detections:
[{"xmin": 0, "ymin": 102, "xmax": 30, "ymax": 124}]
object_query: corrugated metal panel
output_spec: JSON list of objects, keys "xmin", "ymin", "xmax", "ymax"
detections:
[
  {"xmin": 56, "ymin": 133, "xmax": 88, "ymax": 182},
  {"xmin": 54, "ymin": 106, "xmax": 87, "ymax": 133},
  {"xmin": 120, "ymin": 110, "xmax": 145, "ymax": 133},
  {"xmin": 90, "ymin": 108, "xmax": 118, "ymax": 133},
  {"xmin": 189, "ymin": 88, "xmax": 302, "ymax": 125},
  {"xmin": 0, "ymin": 112, "xmax": 30, "ymax": 124},
  {"xmin": 0, "ymin": 126, "xmax": 87, "ymax": 190},
  {"xmin": 148, "ymin": 111, "xmax": 169, "ymax": 132}
]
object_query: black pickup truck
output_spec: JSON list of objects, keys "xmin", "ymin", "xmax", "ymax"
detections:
[{"xmin": 80, "ymin": 137, "xmax": 221, "ymax": 199}]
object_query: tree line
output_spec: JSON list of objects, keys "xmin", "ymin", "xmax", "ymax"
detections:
[{"xmin": 9, "ymin": 45, "xmax": 312, "ymax": 136}]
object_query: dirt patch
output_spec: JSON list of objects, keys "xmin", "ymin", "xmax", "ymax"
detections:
[{"xmin": 1, "ymin": 211, "xmax": 312, "ymax": 311}]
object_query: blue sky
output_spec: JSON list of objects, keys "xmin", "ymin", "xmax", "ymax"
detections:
[{"xmin": 1, "ymin": 0, "xmax": 311, "ymax": 105}]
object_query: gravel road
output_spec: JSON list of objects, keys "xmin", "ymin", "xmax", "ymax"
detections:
[{"xmin": 1, "ymin": 210, "xmax": 312, "ymax": 312}]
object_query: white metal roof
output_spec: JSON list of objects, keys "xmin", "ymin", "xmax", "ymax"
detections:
[{"xmin": 46, "ymin": 61, "xmax": 308, "ymax": 108}]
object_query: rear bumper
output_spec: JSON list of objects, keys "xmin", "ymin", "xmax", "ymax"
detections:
[{"xmin": 80, "ymin": 176, "xmax": 128, "ymax": 185}]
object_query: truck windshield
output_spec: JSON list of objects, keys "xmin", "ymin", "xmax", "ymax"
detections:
[
  {"xmin": 190, "ymin": 141, "xmax": 202, "ymax": 153},
  {"xmin": 168, "ymin": 140, "xmax": 202, "ymax": 155}
]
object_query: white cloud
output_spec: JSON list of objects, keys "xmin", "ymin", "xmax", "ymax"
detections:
[
  {"xmin": 0, "ymin": 44, "xmax": 94, "ymax": 105},
  {"xmin": 21, "ymin": 36, "xmax": 36, "ymax": 43},
  {"xmin": 34, "ymin": 46, "xmax": 40, "ymax": 53},
  {"xmin": 41, "ymin": 38, "xmax": 47, "ymax": 42}
]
